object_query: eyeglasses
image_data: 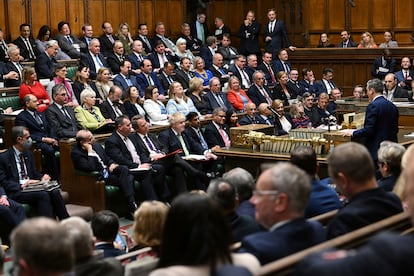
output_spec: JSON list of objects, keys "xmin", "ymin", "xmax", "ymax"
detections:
[{"xmin": 253, "ymin": 190, "xmax": 280, "ymax": 197}]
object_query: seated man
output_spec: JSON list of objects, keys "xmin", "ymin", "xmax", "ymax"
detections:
[
  {"xmin": 9, "ymin": 217, "xmax": 74, "ymax": 275},
  {"xmin": 61, "ymin": 217, "xmax": 123, "ymax": 276},
  {"xmin": 371, "ymin": 48, "xmax": 396, "ymax": 80},
  {"xmin": 0, "ymin": 191, "xmax": 26, "ymax": 245},
  {"xmin": 207, "ymin": 178, "xmax": 260, "ymax": 242},
  {"xmin": 383, "ymin": 73, "xmax": 410, "ymax": 101},
  {"xmin": 34, "ymin": 40, "xmax": 58, "ymax": 80},
  {"xmin": 239, "ymin": 102, "xmax": 259, "ymax": 125},
  {"xmin": 203, "ymin": 107, "xmax": 231, "ymax": 149},
  {"xmin": 15, "ymin": 94, "xmax": 60, "ymax": 180},
  {"xmin": 106, "ymin": 41, "xmax": 127, "ymax": 74},
  {"xmin": 239, "ymin": 162, "xmax": 325, "ymax": 265},
  {"xmin": 105, "ymin": 116, "xmax": 168, "ymax": 201},
  {"xmin": 99, "ymin": 85, "xmax": 128, "ymax": 121},
  {"xmin": 112, "ymin": 60, "xmax": 139, "ymax": 96},
  {"xmin": 0, "ymin": 126, "xmax": 69, "ymax": 220},
  {"xmin": 256, "ymin": 103, "xmax": 274, "ymax": 126},
  {"xmin": 71, "ymin": 129, "xmax": 139, "ymax": 216},
  {"xmin": 325, "ymin": 142, "xmax": 403, "ymax": 239},
  {"xmin": 204, "ymin": 77, "xmax": 233, "ymax": 113},
  {"xmin": 290, "ymin": 146, "xmax": 341, "ymax": 218},
  {"xmin": 91, "ymin": 210, "xmax": 126, "ymax": 258},
  {"xmin": 314, "ymin": 92, "xmax": 336, "ymax": 128}
]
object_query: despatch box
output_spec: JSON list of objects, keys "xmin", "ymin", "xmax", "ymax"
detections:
[
  {"xmin": 230, "ymin": 124, "xmax": 274, "ymax": 148},
  {"xmin": 324, "ymin": 131, "xmax": 352, "ymax": 147}
]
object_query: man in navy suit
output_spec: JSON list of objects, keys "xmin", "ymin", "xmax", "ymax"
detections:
[
  {"xmin": 128, "ymin": 40, "xmax": 146, "ymax": 73},
  {"xmin": 256, "ymin": 103, "xmax": 274, "ymax": 126},
  {"xmin": 99, "ymin": 22, "xmax": 118, "ymax": 57},
  {"xmin": 395, "ymin": 57, "xmax": 413, "ymax": 90},
  {"xmin": 80, "ymin": 38, "xmax": 109, "ymax": 80},
  {"xmin": 209, "ymin": 53, "xmax": 231, "ymax": 87},
  {"xmin": 148, "ymin": 40, "xmax": 179, "ymax": 72},
  {"xmin": 337, "ymin": 30, "xmax": 358, "ymax": 48},
  {"xmin": 0, "ymin": 126, "xmax": 69, "ymax": 219},
  {"xmin": 79, "ymin": 23, "xmax": 95, "ymax": 53},
  {"xmin": 299, "ymin": 68, "xmax": 318, "ymax": 96},
  {"xmin": 99, "ymin": 85, "xmax": 128, "ymax": 121},
  {"xmin": 383, "ymin": 73, "xmax": 409, "ymax": 101},
  {"xmin": 343, "ymin": 78, "xmax": 399, "ymax": 162},
  {"xmin": 45, "ymin": 84, "xmax": 81, "ymax": 139},
  {"xmin": 35, "ymin": 40, "xmax": 58, "ymax": 80},
  {"xmin": 5, "ymin": 46, "xmax": 23, "ymax": 87},
  {"xmin": 204, "ymin": 107, "xmax": 232, "ymax": 149},
  {"xmin": 296, "ymin": 145, "xmax": 414, "ymax": 276},
  {"xmin": 316, "ymin": 67, "xmax": 336, "ymax": 96},
  {"xmin": 106, "ymin": 41, "xmax": 127, "ymax": 74},
  {"xmin": 239, "ymin": 162, "xmax": 325, "ymax": 265},
  {"xmin": 263, "ymin": 8, "xmax": 295, "ymax": 58},
  {"xmin": 204, "ymin": 77, "xmax": 233, "ymax": 113},
  {"xmin": 273, "ymin": 48, "xmax": 291, "ymax": 74},
  {"xmin": 136, "ymin": 59, "xmax": 165, "ymax": 96},
  {"xmin": 134, "ymin": 23, "xmax": 153, "ymax": 54},
  {"xmin": 105, "ymin": 116, "xmax": 168, "ymax": 201},
  {"xmin": 239, "ymin": 102, "xmax": 260, "ymax": 125},
  {"xmin": 257, "ymin": 52, "xmax": 278, "ymax": 85},
  {"xmin": 325, "ymin": 143, "xmax": 403, "ymax": 239},
  {"xmin": 199, "ymin": 36, "xmax": 217, "ymax": 69},
  {"xmin": 15, "ymin": 95, "xmax": 60, "ymax": 180},
  {"xmin": 175, "ymin": 57, "xmax": 196, "ymax": 90},
  {"xmin": 371, "ymin": 48, "xmax": 396, "ymax": 80},
  {"xmin": 112, "ymin": 60, "xmax": 139, "ymax": 96},
  {"xmin": 247, "ymin": 71, "xmax": 274, "ymax": 106}
]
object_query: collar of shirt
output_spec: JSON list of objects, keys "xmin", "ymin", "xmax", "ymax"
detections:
[
  {"xmin": 27, "ymin": 110, "xmax": 36, "ymax": 117},
  {"xmin": 212, "ymin": 121, "xmax": 223, "ymax": 130},
  {"xmin": 116, "ymin": 131, "xmax": 128, "ymax": 141},
  {"xmin": 171, "ymin": 128, "xmax": 180, "ymax": 136},
  {"xmin": 13, "ymin": 146, "xmax": 23, "ymax": 156}
]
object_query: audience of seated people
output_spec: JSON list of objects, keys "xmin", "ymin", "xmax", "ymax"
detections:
[
  {"xmin": 166, "ymin": 81, "xmax": 199, "ymax": 116},
  {"xmin": 188, "ymin": 77, "xmax": 210, "ymax": 115},
  {"xmin": 123, "ymin": 85, "xmax": 146, "ymax": 119}
]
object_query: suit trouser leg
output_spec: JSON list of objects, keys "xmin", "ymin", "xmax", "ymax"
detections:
[
  {"xmin": 48, "ymin": 189, "xmax": 69, "ymax": 220},
  {"xmin": 151, "ymin": 163, "xmax": 170, "ymax": 200},
  {"xmin": 37, "ymin": 143, "xmax": 60, "ymax": 181},
  {"xmin": 12, "ymin": 191, "xmax": 54, "ymax": 218},
  {"xmin": 131, "ymin": 170, "xmax": 158, "ymax": 201},
  {"xmin": 107, "ymin": 166, "xmax": 136, "ymax": 208}
]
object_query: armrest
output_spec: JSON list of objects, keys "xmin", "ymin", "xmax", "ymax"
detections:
[{"xmin": 73, "ymin": 170, "xmax": 101, "ymax": 177}]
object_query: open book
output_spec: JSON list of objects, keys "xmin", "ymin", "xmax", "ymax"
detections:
[{"xmin": 22, "ymin": 180, "xmax": 60, "ymax": 192}]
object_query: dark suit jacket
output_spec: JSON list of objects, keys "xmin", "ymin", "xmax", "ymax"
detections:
[
  {"xmin": 299, "ymin": 80, "xmax": 318, "ymax": 95},
  {"xmin": 134, "ymin": 35, "xmax": 153, "ymax": 54},
  {"xmin": 99, "ymin": 100, "xmax": 127, "ymax": 121},
  {"xmin": 229, "ymin": 64, "xmax": 251, "ymax": 89},
  {"xmin": 239, "ymin": 115, "xmax": 260, "ymax": 126},
  {"xmin": 337, "ymin": 40, "xmax": 358, "ymax": 48},
  {"xmin": 105, "ymin": 131, "xmax": 149, "ymax": 169},
  {"xmin": 15, "ymin": 110, "xmax": 56, "ymax": 143},
  {"xmin": 79, "ymin": 36, "xmax": 95, "ymax": 54},
  {"xmin": 124, "ymin": 101, "xmax": 145, "ymax": 119},
  {"xmin": 177, "ymin": 35, "xmax": 202, "ymax": 51},
  {"xmin": 315, "ymin": 79, "xmax": 337, "ymax": 96},
  {"xmin": 257, "ymin": 62, "xmax": 277, "ymax": 85},
  {"xmin": 71, "ymin": 142, "xmax": 114, "ymax": 173},
  {"xmin": 286, "ymin": 80, "xmax": 302, "ymax": 98},
  {"xmin": 326, "ymin": 188, "xmax": 402, "ymax": 239},
  {"xmin": 113, "ymin": 73, "xmax": 139, "ymax": 96},
  {"xmin": 174, "ymin": 69, "xmax": 195, "ymax": 90},
  {"xmin": 134, "ymin": 132, "xmax": 167, "ymax": 157},
  {"xmin": 158, "ymin": 128, "xmax": 204, "ymax": 155},
  {"xmin": 148, "ymin": 52, "xmax": 179, "ymax": 70},
  {"xmin": 237, "ymin": 21, "xmax": 261, "ymax": 55},
  {"xmin": 95, "ymin": 243, "xmax": 125, "ymax": 258},
  {"xmin": 12, "ymin": 36, "xmax": 40, "ymax": 61},
  {"xmin": 274, "ymin": 113, "xmax": 293, "ymax": 136},
  {"xmin": 273, "ymin": 84, "xmax": 295, "ymax": 106},
  {"xmin": 352, "ymin": 95, "xmax": 399, "ymax": 161},
  {"xmin": 218, "ymin": 46, "xmax": 239, "ymax": 66},
  {"xmin": 240, "ymin": 218, "xmax": 325, "ymax": 265},
  {"xmin": 136, "ymin": 72, "xmax": 165, "ymax": 96},
  {"xmin": 247, "ymin": 84, "xmax": 274, "ymax": 106},
  {"xmin": 45, "ymin": 103, "xmax": 80, "ymax": 139},
  {"xmin": 157, "ymin": 71, "xmax": 177, "ymax": 92},
  {"xmin": 273, "ymin": 59, "xmax": 292, "ymax": 73},
  {"xmin": 305, "ymin": 179, "xmax": 341, "ymax": 218},
  {"xmin": 0, "ymin": 148, "xmax": 43, "ymax": 195},
  {"xmin": 214, "ymin": 25, "xmax": 231, "ymax": 43},
  {"xmin": 263, "ymin": 20, "xmax": 291, "ymax": 55},
  {"xmin": 0, "ymin": 40, "xmax": 9, "ymax": 62},
  {"xmin": 203, "ymin": 122, "xmax": 229, "ymax": 148},
  {"xmin": 209, "ymin": 65, "xmax": 230, "ymax": 86},
  {"xmin": 106, "ymin": 53, "xmax": 127, "ymax": 74},
  {"xmin": 34, "ymin": 52, "xmax": 57, "ymax": 80},
  {"xmin": 128, "ymin": 52, "xmax": 144, "ymax": 70},
  {"xmin": 199, "ymin": 46, "xmax": 214, "ymax": 68},
  {"xmin": 190, "ymin": 21, "xmax": 210, "ymax": 43},
  {"xmin": 256, "ymin": 115, "xmax": 274, "ymax": 126},
  {"xmin": 55, "ymin": 34, "xmax": 86, "ymax": 59},
  {"xmin": 371, "ymin": 56, "xmax": 396, "ymax": 80},
  {"xmin": 99, "ymin": 34, "xmax": 119, "ymax": 57},
  {"xmin": 204, "ymin": 90, "xmax": 233, "ymax": 113},
  {"xmin": 395, "ymin": 69, "xmax": 413, "ymax": 89},
  {"xmin": 80, "ymin": 52, "xmax": 109, "ymax": 80},
  {"xmin": 385, "ymin": 86, "xmax": 410, "ymax": 99},
  {"xmin": 4, "ymin": 62, "xmax": 22, "ymax": 87},
  {"xmin": 296, "ymin": 232, "xmax": 414, "ymax": 276},
  {"xmin": 75, "ymin": 256, "xmax": 123, "ymax": 276},
  {"xmin": 72, "ymin": 81, "xmax": 99, "ymax": 103}
]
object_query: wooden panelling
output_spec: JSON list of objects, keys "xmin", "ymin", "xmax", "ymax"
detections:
[
  {"xmin": 123, "ymin": 0, "xmax": 139, "ymax": 35},
  {"xmin": 327, "ymin": 0, "xmax": 345, "ymax": 30},
  {"xmin": 105, "ymin": 0, "xmax": 122, "ymax": 27},
  {"xmin": 31, "ymin": 0, "xmax": 49, "ymax": 36},
  {"xmin": 138, "ymin": 0, "xmax": 154, "ymax": 35},
  {"xmin": 307, "ymin": 0, "xmax": 325, "ymax": 30},
  {"xmin": 349, "ymin": 0, "xmax": 370, "ymax": 31},
  {"xmin": 169, "ymin": 0, "xmax": 185, "ymax": 37},
  {"xmin": 49, "ymin": 0, "xmax": 68, "ymax": 36},
  {"xmin": 371, "ymin": 0, "xmax": 393, "ymax": 30},
  {"xmin": 395, "ymin": 0, "xmax": 414, "ymax": 29},
  {"xmin": 67, "ymin": 0, "xmax": 86, "ymax": 35},
  {"xmin": 88, "ymin": 0, "xmax": 105, "ymax": 31},
  {"xmin": 6, "ymin": 0, "xmax": 27, "ymax": 40}
]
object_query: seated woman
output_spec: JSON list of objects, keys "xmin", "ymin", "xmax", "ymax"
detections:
[
  {"xmin": 274, "ymin": 71, "xmax": 296, "ymax": 106},
  {"xmin": 317, "ymin": 33, "xmax": 335, "ymax": 48},
  {"xmin": 379, "ymin": 30, "xmax": 399, "ymax": 48},
  {"xmin": 272, "ymin": 99, "xmax": 293, "ymax": 135},
  {"xmin": 72, "ymin": 64, "xmax": 100, "ymax": 104},
  {"xmin": 126, "ymin": 201, "xmax": 169, "ymax": 260},
  {"xmin": 151, "ymin": 193, "xmax": 260, "ymax": 275},
  {"xmin": 35, "ymin": 25, "xmax": 70, "ymax": 60},
  {"xmin": 95, "ymin": 67, "xmax": 114, "ymax": 100},
  {"xmin": 74, "ymin": 88, "xmax": 114, "ymax": 133},
  {"xmin": 46, "ymin": 63, "xmax": 78, "ymax": 107},
  {"xmin": 377, "ymin": 141, "xmax": 406, "ymax": 192},
  {"xmin": 166, "ymin": 81, "xmax": 200, "ymax": 116},
  {"xmin": 19, "ymin": 67, "xmax": 51, "ymax": 112},
  {"xmin": 225, "ymin": 109, "xmax": 240, "ymax": 127},
  {"xmin": 357, "ymin": 31, "xmax": 378, "ymax": 48},
  {"xmin": 193, "ymin": 56, "xmax": 213, "ymax": 89},
  {"xmin": 227, "ymin": 76, "xmax": 251, "ymax": 113},
  {"xmin": 117, "ymin": 22, "xmax": 133, "ymax": 55},
  {"xmin": 188, "ymin": 77, "xmax": 210, "ymax": 115},
  {"xmin": 144, "ymin": 86, "xmax": 169, "ymax": 125},
  {"xmin": 290, "ymin": 100, "xmax": 311, "ymax": 129},
  {"xmin": 124, "ymin": 86, "xmax": 146, "ymax": 119},
  {"xmin": 175, "ymin": 38, "xmax": 195, "ymax": 66}
]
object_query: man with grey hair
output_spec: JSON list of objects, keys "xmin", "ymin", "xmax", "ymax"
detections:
[
  {"xmin": 61, "ymin": 217, "xmax": 123, "ymax": 276},
  {"xmin": 207, "ymin": 178, "xmax": 260, "ymax": 242},
  {"xmin": 80, "ymin": 38, "xmax": 109, "ymax": 79},
  {"xmin": 223, "ymin": 167, "xmax": 255, "ymax": 219},
  {"xmin": 35, "ymin": 39, "xmax": 59, "ymax": 80},
  {"xmin": 10, "ymin": 217, "xmax": 74, "ymax": 275},
  {"xmin": 325, "ymin": 142, "xmax": 402, "ymax": 239},
  {"xmin": 5, "ymin": 45, "xmax": 23, "ymax": 87},
  {"xmin": 239, "ymin": 162, "xmax": 325, "ymax": 265},
  {"xmin": 343, "ymin": 78, "xmax": 399, "ymax": 163}
]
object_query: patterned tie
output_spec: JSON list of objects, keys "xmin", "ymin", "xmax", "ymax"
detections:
[
  {"xmin": 144, "ymin": 135, "xmax": 155, "ymax": 152},
  {"xmin": 19, "ymin": 153, "xmax": 28, "ymax": 180},
  {"xmin": 219, "ymin": 128, "xmax": 231, "ymax": 148},
  {"xmin": 24, "ymin": 38, "xmax": 35, "ymax": 59}
]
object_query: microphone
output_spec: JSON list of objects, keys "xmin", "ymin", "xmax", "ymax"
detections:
[{"xmin": 267, "ymin": 106, "xmax": 278, "ymax": 115}]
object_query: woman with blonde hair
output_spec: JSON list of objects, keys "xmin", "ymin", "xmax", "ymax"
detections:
[
  {"xmin": 193, "ymin": 56, "xmax": 213, "ymax": 88},
  {"xmin": 188, "ymin": 77, "xmax": 209, "ymax": 115},
  {"xmin": 272, "ymin": 99, "xmax": 293, "ymax": 135},
  {"xmin": 117, "ymin": 22, "xmax": 133, "ymax": 55},
  {"xmin": 166, "ymin": 81, "xmax": 199, "ymax": 116},
  {"xmin": 226, "ymin": 76, "xmax": 251, "ymax": 112},
  {"xmin": 290, "ymin": 100, "xmax": 311, "ymax": 128},
  {"xmin": 19, "ymin": 67, "xmax": 51, "ymax": 112},
  {"xmin": 357, "ymin": 32, "xmax": 378, "ymax": 48},
  {"xmin": 95, "ymin": 67, "xmax": 114, "ymax": 100}
]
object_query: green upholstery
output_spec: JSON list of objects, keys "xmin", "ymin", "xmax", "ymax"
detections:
[
  {"xmin": 66, "ymin": 66, "xmax": 78, "ymax": 81},
  {"xmin": 0, "ymin": 96, "xmax": 22, "ymax": 110}
]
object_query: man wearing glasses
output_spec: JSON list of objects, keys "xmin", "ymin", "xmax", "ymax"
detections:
[
  {"xmin": 239, "ymin": 102, "xmax": 259, "ymax": 125},
  {"xmin": 239, "ymin": 162, "xmax": 325, "ymax": 265}
]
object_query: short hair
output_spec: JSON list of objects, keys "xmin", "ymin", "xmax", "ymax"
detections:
[
  {"xmin": 291, "ymin": 146, "xmax": 318, "ymax": 175},
  {"xmin": 328, "ymin": 142, "xmax": 375, "ymax": 183},
  {"xmin": 206, "ymin": 36, "xmax": 217, "ymax": 46},
  {"xmin": 318, "ymin": 92, "xmax": 329, "ymax": 101},
  {"xmin": 45, "ymin": 39, "xmax": 58, "ymax": 48},
  {"xmin": 366, "ymin": 78, "xmax": 384, "ymax": 94},
  {"xmin": 91, "ymin": 210, "xmax": 119, "ymax": 242},
  {"xmin": 168, "ymin": 112, "xmax": 186, "ymax": 126},
  {"xmin": 115, "ymin": 115, "xmax": 129, "ymax": 128},
  {"xmin": 60, "ymin": 217, "xmax": 94, "ymax": 262},
  {"xmin": 180, "ymin": 57, "xmax": 191, "ymax": 65},
  {"xmin": 188, "ymin": 77, "xmax": 204, "ymax": 93},
  {"xmin": 132, "ymin": 201, "xmax": 169, "ymax": 247},
  {"xmin": 377, "ymin": 141, "xmax": 406, "ymax": 176},
  {"xmin": 109, "ymin": 84, "xmax": 122, "ymax": 95},
  {"xmin": 322, "ymin": 67, "xmax": 334, "ymax": 75},
  {"xmin": 89, "ymin": 38, "xmax": 100, "ymax": 49},
  {"xmin": 23, "ymin": 94, "xmax": 33, "ymax": 107},
  {"xmin": 7, "ymin": 45, "xmax": 19, "ymax": 56},
  {"xmin": 252, "ymin": 70, "xmax": 264, "ymax": 81},
  {"xmin": 258, "ymin": 103, "xmax": 269, "ymax": 114},
  {"xmin": 212, "ymin": 107, "xmax": 226, "ymax": 116},
  {"xmin": 222, "ymin": 33, "xmax": 231, "ymax": 40},
  {"xmin": 57, "ymin": 21, "xmax": 70, "ymax": 32},
  {"xmin": 11, "ymin": 217, "xmax": 74, "ymax": 274},
  {"xmin": 81, "ymin": 23, "xmax": 92, "ymax": 32},
  {"xmin": 79, "ymin": 88, "xmax": 96, "ymax": 104},
  {"xmin": 207, "ymin": 179, "xmax": 237, "ymax": 211},
  {"xmin": 264, "ymin": 162, "xmax": 311, "ymax": 213},
  {"xmin": 11, "ymin": 126, "xmax": 27, "ymax": 144},
  {"xmin": 302, "ymin": 68, "xmax": 313, "ymax": 77},
  {"xmin": 186, "ymin": 111, "xmax": 199, "ymax": 121},
  {"xmin": 153, "ymin": 39, "xmax": 164, "ymax": 48},
  {"xmin": 131, "ymin": 114, "xmax": 146, "ymax": 130},
  {"xmin": 19, "ymin": 23, "xmax": 30, "ymax": 31},
  {"xmin": 54, "ymin": 62, "xmax": 67, "ymax": 72},
  {"xmin": 158, "ymin": 194, "xmax": 232, "ymax": 269},
  {"xmin": 209, "ymin": 77, "xmax": 220, "ymax": 87},
  {"xmin": 222, "ymin": 167, "xmax": 254, "ymax": 202}
]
